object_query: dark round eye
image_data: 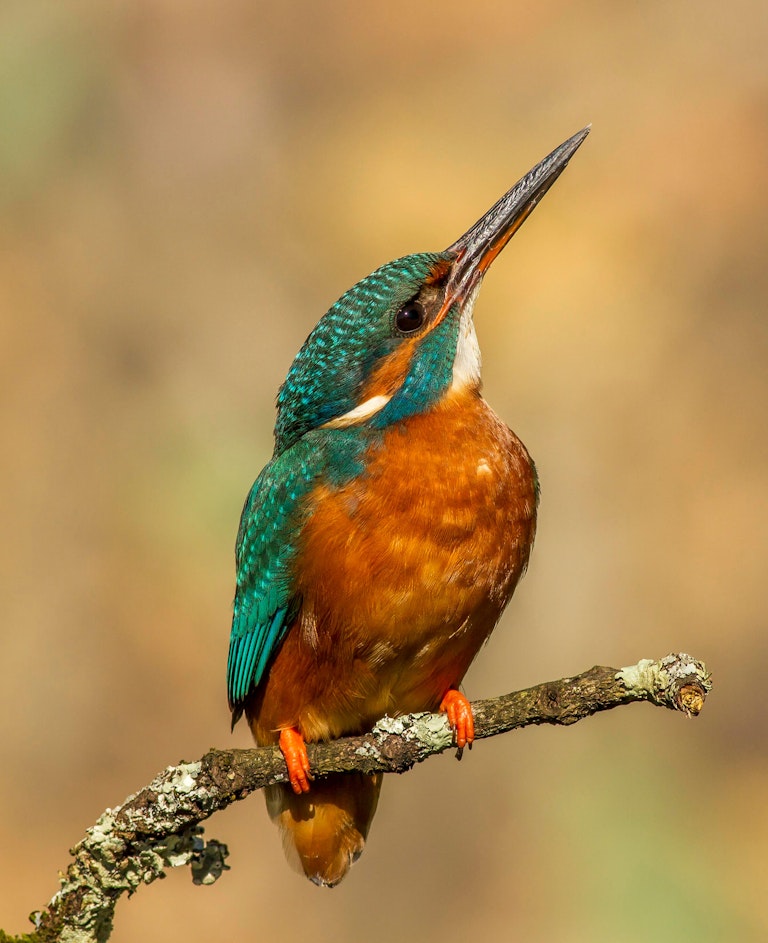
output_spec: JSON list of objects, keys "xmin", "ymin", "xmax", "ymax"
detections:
[{"xmin": 395, "ymin": 301, "xmax": 425, "ymax": 334}]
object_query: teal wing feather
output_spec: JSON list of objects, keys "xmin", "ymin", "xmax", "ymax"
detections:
[
  {"xmin": 227, "ymin": 442, "xmax": 321, "ymax": 719},
  {"xmin": 227, "ymin": 427, "xmax": 372, "ymax": 723}
]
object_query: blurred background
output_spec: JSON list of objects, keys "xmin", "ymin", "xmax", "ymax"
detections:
[{"xmin": 1, "ymin": 1, "xmax": 766, "ymax": 940}]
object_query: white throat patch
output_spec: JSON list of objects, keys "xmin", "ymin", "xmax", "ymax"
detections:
[{"xmin": 451, "ymin": 286, "xmax": 482, "ymax": 392}]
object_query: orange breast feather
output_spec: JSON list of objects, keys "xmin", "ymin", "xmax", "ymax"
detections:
[{"xmin": 247, "ymin": 387, "xmax": 537, "ymax": 745}]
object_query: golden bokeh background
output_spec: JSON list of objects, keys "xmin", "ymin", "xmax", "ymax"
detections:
[{"xmin": 1, "ymin": 1, "xmax": 767, "ymax": 940}]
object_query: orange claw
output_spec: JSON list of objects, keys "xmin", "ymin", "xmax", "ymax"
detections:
[
  {"xmin": 279, "ymin": 727, "xmax": 312, "ymax": 794},
  {"xmin": 439, "ymin": 689, "xmax": 475, "ymax": 749}
]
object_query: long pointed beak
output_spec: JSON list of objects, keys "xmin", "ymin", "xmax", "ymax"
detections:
[{"xmin": 442, "ymin": 126, "xmax": 590, "ymax": 309}]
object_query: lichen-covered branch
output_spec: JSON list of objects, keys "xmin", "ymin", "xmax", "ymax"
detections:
[{"xmin": 20, "ymin": 653, "xmax": 710, "ymax": 943}]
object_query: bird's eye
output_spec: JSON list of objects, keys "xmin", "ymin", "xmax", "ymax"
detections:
[{"xmin": 395, "ymin": 301, "xmax": 425, "ymax": 334}]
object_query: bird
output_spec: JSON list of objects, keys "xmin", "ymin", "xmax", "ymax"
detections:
[{"xmin": 227, "ymin": 126, "xmax": 590, "ymax": 887}]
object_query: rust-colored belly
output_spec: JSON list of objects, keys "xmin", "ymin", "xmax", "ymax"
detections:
[{"xmin": 247, "ymin": 388, "xmax": 538, "ymax": 745}]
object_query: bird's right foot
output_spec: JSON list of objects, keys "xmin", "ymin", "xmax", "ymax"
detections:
[{"xmin": 279, "ymin": 727, "xmax": 312, "ymax": 794}]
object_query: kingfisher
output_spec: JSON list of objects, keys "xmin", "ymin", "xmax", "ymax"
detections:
[{"xmin": 228, "ymin": 127, "xmax": 589, "ymax": 886}]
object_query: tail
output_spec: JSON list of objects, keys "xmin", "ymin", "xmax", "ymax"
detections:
[{"xmin": 265, "ymin": 772, "xmax": 383, "ymax": 887}]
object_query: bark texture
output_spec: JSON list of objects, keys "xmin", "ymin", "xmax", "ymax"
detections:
[{"xmin": 12, "ymin": 653, "xmax": 710, "ymax": 943}]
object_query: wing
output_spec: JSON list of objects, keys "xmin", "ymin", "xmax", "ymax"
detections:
[{"xmin": 227, "ymin": 441, "xmax": 320, "ymax": 720}]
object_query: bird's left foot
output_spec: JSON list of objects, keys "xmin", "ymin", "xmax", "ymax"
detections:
[{"xmin": 439, "ymin": 689, "xmax": 475, "ymax": 750}]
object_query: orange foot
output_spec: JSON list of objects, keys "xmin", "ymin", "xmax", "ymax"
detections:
[
  {"xmin": 439, "ymin": 689, "xmax": 475, "ymax": 750},
  {"xmin": 279, "ymin": 727, "xmax": 312, "ymax": 795}
]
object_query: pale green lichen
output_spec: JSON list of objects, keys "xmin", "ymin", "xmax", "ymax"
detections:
[
  {"xmin": 39, "ymin": 762, "xmax": 226, "ymax": 943},
  {"xmin": 353, "ymin": 741, "xmax": 380, "ymax": 759},
  {"xmin": 414, "ymin": 713, "xmax": 455, "ymax": 742},
  {"xmin": 616, "ymin": 658, "xmax": 661, "ymax": 697},
  {"xmin": 616, "ymin": 653, "xmax": 710, "ymax": 709},
  {"xmin": 372, "ymin": 712, "xmax": 454, "ymax": 751},
  {"xmin": 160, "ymin": 762, "xmax": 201, "ymax": 795}
]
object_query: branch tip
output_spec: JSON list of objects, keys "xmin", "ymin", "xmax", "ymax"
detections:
[{"xmin": 616, "ymin": 653, "xmax": 710, "ymax": 714}]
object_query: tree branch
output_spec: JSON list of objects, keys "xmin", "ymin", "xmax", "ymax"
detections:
[{"xmin": 19, "ymin": 653, "xmax": 710, "ymax": 943}]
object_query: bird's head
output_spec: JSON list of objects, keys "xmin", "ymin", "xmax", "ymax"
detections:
[{"xmin": 273, "ymin": 127, "xmax": 589, "ymax": 455}]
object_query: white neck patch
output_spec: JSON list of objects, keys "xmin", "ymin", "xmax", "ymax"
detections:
[
  {"xmin": 451, "ymin": 286, "xmax": 482, "ymax": 392},
  {"xmin": 321, "ymin": 393, "xmax": 392, "ymax": 428}
]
